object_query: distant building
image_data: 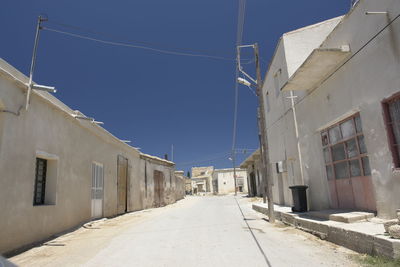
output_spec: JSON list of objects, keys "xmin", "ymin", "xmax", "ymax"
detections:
[
  {"xmin": 240, "ymin": 149, "xmax": 263, "ymax": 197},
  {"xmin": 213, "ymin": 168, "xmax": 248, "ymax": 195},
  {"xmin": 191, "ymin": 166, "xmax": 214, "ymax": 193},
  {"xmin": 175, "ymin": 170, "xmax": 193, "ymax": 195}
]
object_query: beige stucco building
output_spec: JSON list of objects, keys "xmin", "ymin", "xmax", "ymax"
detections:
[
  {"xmin": 0, "ymin": 58, "xmax": 184, "ymax": 254},
  {"xmin": 212, "ymin": 168, "xmax": 248, "ymax": 195},
  {"xmin": 191, "ymin": 166, "xmax": 214, "ymax": 193},
  {"xmin": 261, "ymin": 0, "xmax": 400, "ymax": 218},
  {"xmin": 240, "ymin": 149, "xmax": 263, "ymax": 197}
]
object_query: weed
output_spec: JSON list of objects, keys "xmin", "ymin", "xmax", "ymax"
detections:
[{"xmin": 354, "ymin": 254, "xmax": 400, "ymax": 266}]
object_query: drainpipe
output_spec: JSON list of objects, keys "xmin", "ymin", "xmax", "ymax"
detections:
[{"xmin": 289, "ymin": 90, "xmax": 305, "ymax": 185}]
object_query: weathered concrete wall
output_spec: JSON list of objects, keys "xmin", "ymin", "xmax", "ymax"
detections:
[
  {"xmin": 294, "ymin": 0, "xmax": 400, "ymax": 218},
  {"xmin": 138, "ymin": 156, "xmax": 178, "ymax": 209},
  {"xmin": 261, "ymin": 13, "xmax": 352, "ymax": 210},
  {"xmin": 214, "ymin": 169, "xmax": 248, "ymax": 195},
  {"xmin": 261, "ymin": 0, "xmax": 400, "ymax": 218},
  {"xmin": 0, "ymin": 58, "xmax": 180, "ymax": 254}
]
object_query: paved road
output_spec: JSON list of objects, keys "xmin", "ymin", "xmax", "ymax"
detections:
[{"xmin": 11, "ymin": 196, "xmax": 360, "ymax": 267}]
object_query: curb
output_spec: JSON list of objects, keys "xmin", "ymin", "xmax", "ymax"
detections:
[{"xmin": 253, "ymin": 203, "xmax": 400, "ymax": 259}]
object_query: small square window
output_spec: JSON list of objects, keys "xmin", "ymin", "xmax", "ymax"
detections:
[
  {"xmin": 321, "ymin": 131, "xmax": 329, "ymax": 146},
  {"xmin": 33, "ymin": 153, "xmax": 58, "ymax": 206},
  {"xmin": 265, "ymin": 92, "xmax": 270, "ymax": 112},
  {"xmin": 341, "ymin": 119, "xmax": 355, "ymax": 139},
  {"xmin": 362, "ymin": 157, "xmax": 371, "ymax": 176},
  {"xmin": 349, "ymin": 160, "xmax": 361, "ymax": 177},
  {"xmin": 345, "ymin": 138, "xmax": 358, "ymax": 158},
  {"xmin": 329, "ymin": 126, "xmax": 342, "ymax": 144},
  {"xmin": 334, "ymin": 162, "xmax": 349, "ymax": 179},
  {"xmin": 34, "ymin": 158, "xmax": 47, "ymax": 205},
  {"xmin": 358, "ymin": 135, "xmax": 367, "ymax": 154},
  {"xmin": 332, "ymin": 143, "xmax": 346, "ymax": 161}
]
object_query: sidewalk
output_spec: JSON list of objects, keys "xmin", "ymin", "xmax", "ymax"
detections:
[{"xmin": 253, "ymin": 202, "xmax": 400, "ymax": 259}]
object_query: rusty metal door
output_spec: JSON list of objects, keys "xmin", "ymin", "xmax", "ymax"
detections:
[
  {"xmin": 153, "ymin": 170, "xmax": 165, "ymax": 207},
  {"xmin": 117, "ymin": 155, "xmax": 128, "ymax": 214},
  {"xmin": 321, "ymin": 114, "xmax": 376, "ymax": 211}
]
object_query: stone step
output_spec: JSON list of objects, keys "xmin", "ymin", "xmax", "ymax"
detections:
[{"xmin": 306, "ymin": 210, "xmax": 375, "ymax": 223}]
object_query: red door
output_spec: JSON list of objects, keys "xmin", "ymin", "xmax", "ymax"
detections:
[{"xmin": 321, "ymin": 115, "xmax": 376, "ymax": 212}]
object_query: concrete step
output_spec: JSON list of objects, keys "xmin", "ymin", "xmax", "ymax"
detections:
[{"xmin": 307, "ymin": 210, "xmax": 375, "ymax": 223}]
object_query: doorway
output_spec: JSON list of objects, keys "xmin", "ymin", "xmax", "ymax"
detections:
[
  {"xmin": 321, "ymin": 114, "xmax": 376, "ymax": 211},
  {"xmin": 117, "ymin": 155, "xmax": 129, "ymax": 214},
  {"xmin": 153, "ymin": 170, "xmax": 165, "ymax": 207},
  {"xmin": 249, "ymin": 172, "xmax": 257, "ymax": 197}
]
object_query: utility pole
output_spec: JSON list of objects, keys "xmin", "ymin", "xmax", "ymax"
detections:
[
  {"xmin": 254, "ymin": 44, "xmax": 275, "ymax": 223},
  {"xmin": 26, "ymin": 15, "xmax": 56, "ymax": 110},
  {"xmin": 171, "ymin": 144, "xmax": 174, "ymax": 162},
  {"xmin": 27, "ymin": 16, "xmax": 45, "ymax": 110},
  {"xmin": 237, "ymin": 43, "xmax": 275, "ymax": 223},
  {"xmin": 232, "ymin": 150, "xmax": 237, "ymax": 196}
]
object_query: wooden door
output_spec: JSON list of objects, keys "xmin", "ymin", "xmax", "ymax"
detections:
[
  {"xmin": 117, "ymin": 155, "xmax": 128, "ymax": 214},
  {"xmin": 153, "ymin": 170, "xmax": 165, "ymax": 207}
]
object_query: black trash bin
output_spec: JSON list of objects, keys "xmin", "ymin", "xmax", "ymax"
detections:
[{"xmin": 289, "ymin": 185, "xmax": 308, "ymax": 212}]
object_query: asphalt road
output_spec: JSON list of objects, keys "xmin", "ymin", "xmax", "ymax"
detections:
[{"xmin": 10, "ymin": 195, "xmax": 360, "ymax": 267}]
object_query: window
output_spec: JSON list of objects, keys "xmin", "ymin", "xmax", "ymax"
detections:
[
  {"xmin": 321, "ymin": 114, "xmax": 371, "ymax": 180},
  {"xmin": 383, "ymin": 95, "xmax": 400, "ymax": 168},
  {"xmin": 33, "ymin": 152, "xmax": 58, "ymax": 206},
  {"xmin": 265, "ymin": 92, "xmax": 270, "ymax": 112},
  {"xmin": 274, "ymin": 69, "xmax": 281, "ymax": 98},
  {"xmin": 34, "ymin": 158, "xmax": 47, "ymax": 205}
]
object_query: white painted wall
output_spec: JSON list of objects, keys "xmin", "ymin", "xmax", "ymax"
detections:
[
  {"xmin": 261, "ymin": 0, "xmax": 400, "ymax": 218},
  {"xmin": 214, "ymin": 169, "xmax": 248, "ymax": 195},
  {"xmin": 0, "ymin": 58, "xmax": 182, "ymax": 254}
]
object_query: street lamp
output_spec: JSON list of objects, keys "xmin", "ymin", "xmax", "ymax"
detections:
[{"xmin": 237, "ymin": 77, "xmax": 252, "ymax": 87}]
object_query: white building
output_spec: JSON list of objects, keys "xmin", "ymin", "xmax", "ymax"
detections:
[
  {"xmin": 262, "ymin": 0, "xmax": 400, "ymax": 218},
  {"xmin": 0, "ymin": 58, "xmax": 184, "ymax": 254},
  {"xmin": 213, "ymin": 168, "xmax": 248, "ymax": 195}
]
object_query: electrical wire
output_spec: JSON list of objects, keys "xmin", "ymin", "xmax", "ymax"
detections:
[
  {"xmin": 42, "ymin": 26, "xmax": 238, "ymax": 61},
  {"xmin": 176, "ymin": 153, "xmax": 232, "ymax": 167},
  {"xmin": 232, "ymin": 0, "xmax": 247, "ymax": 161},
  {"xmin": 266, "ymin": 11, "xmax": 400, "ymax": 132},
  {"xmin": 47, "ymin": 20, "xmax": 249, "ymax": 61}
]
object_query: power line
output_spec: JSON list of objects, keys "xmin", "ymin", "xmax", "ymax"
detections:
[
  {"xmin": 266, "ymin": 11, "xmax": 400, "ymax": 132},
  {"xmin": 42, "ymin": 26, "xmax": 238, "ymax": 61},
  {"xmin": 232, "ymin": 0, "xmax": 247, "ymax": 158},
  {"xmin": 176, "ymin": 153, "xmax": 231, "ymax": 167},
  {"xmin": 47, "ymin": 20, "xmax": 243, "ymax": 59}
]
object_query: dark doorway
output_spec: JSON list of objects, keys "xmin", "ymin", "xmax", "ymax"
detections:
[{"xmin": 117, "ymin": 155, "xmax": 129, "ymax": 214}]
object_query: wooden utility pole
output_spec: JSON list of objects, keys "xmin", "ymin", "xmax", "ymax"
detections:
[{"xmin": 254, "ymin": 43, "xmax": 275, "ymax": 223}]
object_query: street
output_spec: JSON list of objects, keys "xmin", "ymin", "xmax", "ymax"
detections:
[{"xmin": 10, "ymin": 195, "xmax": 360, "ymax": 267}]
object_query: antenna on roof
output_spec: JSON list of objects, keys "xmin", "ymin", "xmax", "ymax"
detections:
[
  {"xmin": 26, "ymin": 15, "xmax": 57, "ymax": 110},
  {"xmin": 350, "ymin": 0, "xmax": 359, "ymax": 9}
]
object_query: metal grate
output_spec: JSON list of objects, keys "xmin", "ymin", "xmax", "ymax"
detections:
[{"xmin": 34, "ymin": 158, "xmax": 47, "ymax": 205}]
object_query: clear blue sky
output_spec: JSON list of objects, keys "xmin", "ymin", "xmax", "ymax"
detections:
[{"xmin": 1, "ymin": 1, "xmax": 349, "ymax": 174}]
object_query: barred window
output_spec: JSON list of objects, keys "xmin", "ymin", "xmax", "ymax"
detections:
[{"xmin": 34, "ymin": 158, "xmax": 47, "ymax": 205}]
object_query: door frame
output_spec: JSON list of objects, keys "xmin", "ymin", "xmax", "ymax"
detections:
[
  {"xmin": 91, "ymin": 161, "xmax": 104, "ymax": 219},
  {"xmin": 117, "ymin": 155, "xmax": 129, "ymax": 214}
]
